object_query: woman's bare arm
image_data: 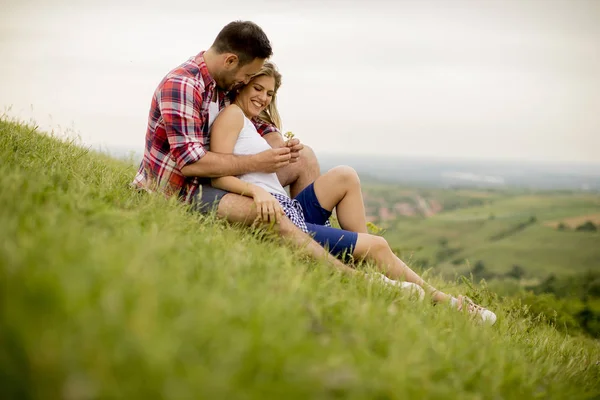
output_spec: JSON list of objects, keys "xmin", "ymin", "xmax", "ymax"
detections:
[
  {"xmin": 210, "ymin": 105, "xmax": 284, "ymax": 222},
  {"xmin": 210, "ymin": 106, "xmax": 256, "ymax": 195}
]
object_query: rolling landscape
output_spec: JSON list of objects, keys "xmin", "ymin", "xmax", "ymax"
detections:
[{"xmin": 357, "ymin": 183, "xmax": 600, "ymax": 278}]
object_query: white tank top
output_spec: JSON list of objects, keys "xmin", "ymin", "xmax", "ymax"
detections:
[
  {"xmin": 208, "ymin": 97, "xmax": 220, "ymax": 129},
  {"xmin": 233, "ymin": 116, "xmax": 287, "ymax": 197}
]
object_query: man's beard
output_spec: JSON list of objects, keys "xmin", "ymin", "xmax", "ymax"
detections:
[{"xmin": 214, "ymin": 70, "xmax": 239, "ymax": 92}]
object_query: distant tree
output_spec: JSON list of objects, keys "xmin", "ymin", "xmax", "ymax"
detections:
[
  {"xmin": 471, "ymin": 260, "xmax": 495, "ymax": 280},
  {"xmin": 588, "ymin": 278, "xmax": 600, "ymax": 298},
  {"xmin": 557, "ymin": 222, "xmax": 567, "ymax": 231},
  {"xmin": 528, "ymin": 216, "xmax": 538, "ymax": 224},
  {"xmin": 438, "ymin": 237, "xmax": 448, "ymax": 247},
  {"xmin": 473, "ymin": 260, "xmax": 485, "ymax": 271},
  {"xmin": 506, "ymin": 265, "xmax": 525, "ymax": 280},
  {"xmin": 576, "ymin": 221, "xmax": 597, "ymax": 232},
  {"xmin": 576, "ymin": 303, "xmax": 596, "ymax": 335},
  {"xmin": 536, "ymin": 274, "xmax": 557, "ymax": 295},
  {"xmin": 414, "ymin": 258, "xmax": 430, "ymax": 268},
  {"xmin": 435, "ymin": 246, "xmax": 462, "ymax": 262},
  {"xmin": 472, "ymin": 260, "xmax": 486, "ymax": 276},
  {"xmin": 525, "ymin": 271, "xmax": 600, "ymax": 302},
  {"xmin": 391, "ymin": 247, "xmax": 403, "ymax": 257}
]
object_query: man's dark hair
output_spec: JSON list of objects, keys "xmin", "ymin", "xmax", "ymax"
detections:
[{"xmin": 212, "ymin": 21, "xmax": 273, "ymax": 65}]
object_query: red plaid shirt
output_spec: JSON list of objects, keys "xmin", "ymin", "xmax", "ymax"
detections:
[{"xmin": 132, "ymin": 52, "xmax": 279, "ymax": 203}]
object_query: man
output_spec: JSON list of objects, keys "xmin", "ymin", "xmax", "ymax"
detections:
[{"xmin": 133, "ymin": 21, "xmax": 321, "ymax": 226}]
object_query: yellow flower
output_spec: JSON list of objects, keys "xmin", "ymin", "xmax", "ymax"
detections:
[
  {"xmin": 367, "ymin": 221, "xmax": 384, "ymax": 235},
  {"xmin": 284, "ymin": 131, "xmax": 295, "ymax": 140}
]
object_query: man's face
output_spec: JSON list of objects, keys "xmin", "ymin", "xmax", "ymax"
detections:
[{"xmin": 215, "ymin": 56, "xmax": 265, "ymax": 91}]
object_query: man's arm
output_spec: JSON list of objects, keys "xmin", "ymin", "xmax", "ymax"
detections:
[
  {"xmin": 181, "ymin": 106, "xmax": 292, "ymax": 178},
  {"xmin": 180, "ymin": 152, "xmax": 258, "ymax": 178},
  {"xmin": 186, "ymin": 105, "xmax": 249, "ymax": 179},
  {"xmin": 160, "ymin": 77, "xmax": 291, "ymax": 179}
]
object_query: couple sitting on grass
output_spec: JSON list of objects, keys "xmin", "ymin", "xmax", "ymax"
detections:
[{"xmin": 133, "ymin": 20, "xmax": 496, "ymax": 325}]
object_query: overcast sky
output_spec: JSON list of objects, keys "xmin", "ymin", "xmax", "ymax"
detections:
[{"xmin": 1, "ymin": 0, "xmax": 599, "ymax": 163}]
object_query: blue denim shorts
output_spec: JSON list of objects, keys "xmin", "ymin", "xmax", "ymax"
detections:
[{"xmin": 294, "ymin": 183, "xmax": 358, "ymax": 261}]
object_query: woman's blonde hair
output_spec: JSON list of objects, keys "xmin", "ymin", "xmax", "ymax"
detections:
[{"xmin": 252, "ymin": 62, "xmax": 283, "ymax": 130}]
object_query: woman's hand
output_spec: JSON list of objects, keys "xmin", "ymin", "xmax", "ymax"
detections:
[
  {"xmin": 285, "ymin": 138, "xmax": 303, "ymax": 163},
  {"xmin": 250, "ymin": 186, "xmax": 284, "ymax": 224}
]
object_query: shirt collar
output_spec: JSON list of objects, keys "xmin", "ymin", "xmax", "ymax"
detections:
[{"xmin": 195, "ymin": 51, "xmax": 216, "ymax": 90}]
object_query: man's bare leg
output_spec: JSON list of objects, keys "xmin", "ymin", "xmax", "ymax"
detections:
[
  {"xmin": 216, "ymin": 192, "xmax": 261, "ymax": 226},
  {"xmin": 216, "ymin": 193, "xmax": 355, "ymax": 274},
  {"xmin": 276, "ymin": 145, "xmax": 321, "ymax": 198}
]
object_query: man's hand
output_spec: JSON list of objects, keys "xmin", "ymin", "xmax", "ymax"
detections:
[
  {"xmin": 285, "ymin": 138, "xmax": 304, "ymax": 163},
  {"xmin": 252, "ymin": 147, "xmax": 292, "ymax": 173}
]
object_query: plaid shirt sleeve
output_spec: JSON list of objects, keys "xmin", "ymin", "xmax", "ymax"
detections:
[
  {"xmin": 253, "ymin": 118, "xmax": 280, "ymax": 137},
  {"xmin": 159, "ymin": 77, "xmax": 207, "ymax": 169}
]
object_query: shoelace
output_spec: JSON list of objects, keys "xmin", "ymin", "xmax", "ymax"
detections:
[{"xmin": 458, "ymin": 296, "xmax": 496, "ymax": 325}]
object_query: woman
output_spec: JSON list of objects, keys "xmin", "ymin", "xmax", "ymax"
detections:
[{"xmin": 210, "ymin": 62, "xmax": 496, "ymax": 324}]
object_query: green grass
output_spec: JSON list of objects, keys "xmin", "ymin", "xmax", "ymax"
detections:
[{"xmin": 1, "ymin": 118, "xmax": 600, "ymax": 399}]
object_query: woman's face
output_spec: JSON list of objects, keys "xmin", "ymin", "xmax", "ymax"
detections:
[{"xmin": 236, "ymin": 75, "xmax": 276, "ymax": 118}]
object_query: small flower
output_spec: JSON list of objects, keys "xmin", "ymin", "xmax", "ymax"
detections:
[
  {"xmin": 367, "ymin": 221, "xmax": 383, "ymax": 235},
  {"xmin": 284, "ymin": 131, "xmax": 295, "ymax": 140}
]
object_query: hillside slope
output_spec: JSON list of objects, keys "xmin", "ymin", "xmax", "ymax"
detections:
[{"xmin": 1, "ymin": 119, "xmax": 599, "ymax": 399}]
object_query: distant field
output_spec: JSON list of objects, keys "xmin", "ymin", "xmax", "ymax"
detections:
[
  {"xmin": 362, "ymin": 183, "xmax": 600, "ymax": 278},
  {"xmin": 545, "ymin": 213, "xmax": 600, "ymax": 229}
]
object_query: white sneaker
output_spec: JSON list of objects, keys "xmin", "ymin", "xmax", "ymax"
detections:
[
  {"xmin": 398, "ymin": 281, "xmax": 426, "ymax": 302},
  {"xmin": 457, "ymin": 295, "xmax": 497, "ymax": 325},
  {"xmin": 369, "ymin": 273, "xmax": 425, "ymax": 302}
]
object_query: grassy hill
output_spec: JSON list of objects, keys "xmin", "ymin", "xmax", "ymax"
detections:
[
  {"xmin": 1, "ymin": 118, "xmax": 600, "ymax": 399},
  {"xmin": 362, "ymin": 184, "xmax": 600, "ymax": 278}
]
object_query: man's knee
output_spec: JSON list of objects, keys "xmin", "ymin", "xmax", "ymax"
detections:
[
  {"xmin": 216, "ymin": 193, "xmax": 257, "ymax": 225},
  {"xmin": 299, "ymin": 145, "xmax": 319, "ymax": 171},
  {"xmin": 216, "ymin": 195, "xmax": 300, "ymax": 238},
  {"xmin": 279, "ymin": 145, "xmax": 320, "ymax": 189},
  {"xmin": 294, "ymin": 145, "xmax": 320, "ymax": 186}
]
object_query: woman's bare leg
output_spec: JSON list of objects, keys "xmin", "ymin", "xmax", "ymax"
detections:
[
  {"xmin": 219, "ymin": 194, "xmax": 495, "ymax": 323},
  {"xmin": 312, "ymin": 166, "xmax": 368, "ymax": 233},
  {"xmin": 352, "ymin": 232, "xmax": 451, "ymax": 303},
  {"xmin": 277, "ymin": 217, "xmax": 357, "ymax": 275}
]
